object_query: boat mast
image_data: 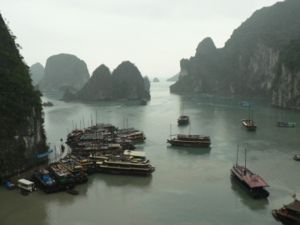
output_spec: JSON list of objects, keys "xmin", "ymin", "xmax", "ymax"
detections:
[
  {"xmin": 248, "ymin": 105, "xmax": 251, "ymax": 120},
  {"xmin": 236, "ymin": 144, "xmax": 239, "ymax": 166},
  {"xmin": 169, "ymin": 124, "xmax": 172, "ymax": 138},
  {"xmin": 244, "ymin": 148, "xmax": 247, "ymax": 170}
]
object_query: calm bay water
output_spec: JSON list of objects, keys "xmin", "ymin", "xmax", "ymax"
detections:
[{"xmin": 1, "ymin": 81, "xmax": 300, "ymax": 225}]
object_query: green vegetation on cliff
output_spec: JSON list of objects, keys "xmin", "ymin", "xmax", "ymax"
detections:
[{"xmin": 0, "ymin": 14, "xmax": 46, "ymax": 178}]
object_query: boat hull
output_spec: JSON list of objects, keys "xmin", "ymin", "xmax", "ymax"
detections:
[
  {"xmin": 178, "ymin": 120, "xmax": 189, "ymax": 126},
  {"xmin": 242, "ymin": 120, "xmax": 257, "ymax": 131},
  {"xmin": 97, "ymin": 166, "xmax": 154, "ymax": 176},
  {"xmin": 167, "ymin": 139, "xmax": 210, "ymax": 148},
  {"xmin": 230, "ymin": 171, "xmax": 269, "ymax": 199},
  {"xmin": 272, "ymin": 209, "xmax": 300, "ymax": 225}
]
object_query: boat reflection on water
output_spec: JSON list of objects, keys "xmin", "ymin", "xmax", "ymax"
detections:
[
  {"xmin": 167, "ymin": 145, "xmax": 211, "ymax": 156},
  {"xmin": 93, "ymin": 174, "xmax": 153, "ymax": 188},
  {"xmin": 230, "ymin": 176, "xmax": 269, "ymax": 210}
]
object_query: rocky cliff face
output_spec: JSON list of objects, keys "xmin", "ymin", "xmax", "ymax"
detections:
[
  {"xmin": 29, "ymin": 62, "xmax": 44, "ymax": 85},
  {"xmin": 72, "ymin": 64, "xmax": 113, "ymax": 101},
  {"xmin": 143, "ymin": 76, "xmax": 151, "ymax": 96},
  {"xmin": 112, "ymin": 61, "xmax": 150, "ymax": 100},
  {"xmin": 39, "ymin": 53, "xmax": 89, "ymax": 93},
  {"xmin": 171, "ymin": 0, "xmax": 300, "ymax": 110},
  {"xmin": 64, "ymin": 61, "xmax": 150, "ymax": 101},
  {"xmin": 0, "ymin": 14, "xmax": 47, "ymax": 179}
]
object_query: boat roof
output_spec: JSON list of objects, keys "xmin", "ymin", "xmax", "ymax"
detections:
[
  {"xmin": 285, "ymin": 200, "xmax": 300, "ymax": 212},
  {"xmin": 244, "ymin": 174, "xmax": 268, "ymax": 188},
  {"xmin": 177, "ymin": 134, "xmax": 210, "ymax": 139},
  {"xmin": 18, "ymin": 179, "xmax": 34, "ymax": 185},
  {"xmin": 233, "ymin": 166, "xmax": 268, "ymax": 188},
  {"xmin": 124, "ymin": 150, "xmax": 146, "ymax": 158}
]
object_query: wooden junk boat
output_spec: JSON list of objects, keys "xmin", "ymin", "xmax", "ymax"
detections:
[
  {"xmin": 177, "ymin": 115, "xmax": 190, "ymax": 126},
  {"xmin": 272, "ymin": 199, "xmax": 300, "ymax": 225},
  {"xmin": 242, "ymin": 106, "xmax": 256, "ymax": 131},
  {"xmin": 48, "ymin": 162, "xmax": 75, "ymax": 190},
  {"xmin": 96, "ymin": 150, "xmax": 155, "ymax": 176},
  {"xmin": 60, "ymin": 156, "xmax": 88, "ymax": 184},
  {"xmin": 231, "ymin": 147, "xmax": 269, "ymax": 199},
  {"xmin": 167, "ymin": 134, "xmax": 211, "ymax": 148}
]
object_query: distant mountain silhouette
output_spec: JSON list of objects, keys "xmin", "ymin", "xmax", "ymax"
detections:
[
  {"xmin": 64, "ymin": 61, "xmax": 150, "ymax": 101},
  {"xmin": 29, "ymin": 62, "xmax": 44, "ymax": 85},
  {"xmin": 39, "ymin": 53, "xmax": 89, "ymax": 93}
]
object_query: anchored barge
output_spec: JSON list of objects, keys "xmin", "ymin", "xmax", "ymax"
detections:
[
  {"xmin": 48, "ymin": 162, "xmax": 75, "ymax": 190},
  {"xmin": 60, "ymin": 156, "xmax": 88, "ymax": 184},
  {"xmin": 272, "ymin": 199, "xmax": 300, "ymax": 225},
  {"xmin": 167, "ymin": 134, "xmax": 211, "ymax": 148},
  {"xmin": 231, "ymin": 148, "xmax": 269, "ymax": 199}
]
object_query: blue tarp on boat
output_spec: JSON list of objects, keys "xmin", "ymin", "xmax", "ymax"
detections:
[{"xmin": 37, "ymin": 149, "xmax": 53, "ymax": 158}]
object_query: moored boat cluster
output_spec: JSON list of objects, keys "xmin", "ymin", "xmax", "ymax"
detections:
[{"xmin": 6, "ymin": 123, "xmax": 154, "ymax": 195}]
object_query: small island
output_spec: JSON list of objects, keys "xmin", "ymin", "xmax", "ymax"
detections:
[{"xmin": 153, "ymin": 77, "xmax": 160, "ymax": 82}]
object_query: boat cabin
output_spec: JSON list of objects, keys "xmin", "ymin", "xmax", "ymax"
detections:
[{"xmin": 17, "ymin": 179, "xmax": 35, "ymax": 192}]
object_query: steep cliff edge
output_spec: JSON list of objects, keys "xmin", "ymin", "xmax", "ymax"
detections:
[
  {"xmin": 171, "ymin": 0, "xmax": 300, "ymax": 110},
  {"xmin": 0, "ymin": 14, "xmax": 47, "ymax": 179},
  {"xmin": 72, "ymin": 64, "xmax": 113, "ymax": 101}
]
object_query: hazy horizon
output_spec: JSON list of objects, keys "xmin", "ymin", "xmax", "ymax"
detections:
[{"xmin": 1, "ymin": 0, "xmax": 281, "ymax": 78}]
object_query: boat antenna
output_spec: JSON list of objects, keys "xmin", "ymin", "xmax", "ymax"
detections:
[
  {"xmin": 83, "ymin": 117, "xmax": 85, "ymax": 129},
  {"xmin": 248, "ymin": 105, "xmax": 251, "ymax": 120},
  {"xmin": 236, "ymin": 144, "xmax": 239, "ymax": 166},
  {"xmin": 90, "ymin": 114, "xmax": 93, "ymax": 127},
  {"xmin": 170, "ymin": 124, "xmax": 172, "ymax": 138}
]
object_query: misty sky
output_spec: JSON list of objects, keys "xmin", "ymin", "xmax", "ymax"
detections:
[{"xmin": 1, "ymin": 0, "xmax": 281, "ymax": 78}]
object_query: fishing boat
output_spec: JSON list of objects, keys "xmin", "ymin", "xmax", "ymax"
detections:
[
  {"xmin": 32, "ymin": 169, "xmax": 60, "ymax": 193},
  {"xmin": 242, "ymin": 106, "xmax": 257, "ymax": 131},
  {"xmin": 277, "ymin": 121, "xmax": 296, "ymax": 128},
  {"xmin": 231, "ymin": 147, "xmax": 269, "ymax": 199},
  {"xmin": 242, "ymin": 119, "xmax": 257, "ymax": 131},
  {"xmin": 293, "ymin": 154, "xmax": 300, "ymax": 161},
  {"xmin": 167, "ymin": 134, "xmax": 211, "ymax": 148},
  {"xmin": 3, "ymin": 180, "xmax": 16, "ymax": 190},
  {"xmin": 177, "ymin": 115, "xmax": 190, "ymax": 126},
  {"xmin": 97, "ymin": 151, "xmax": 155, "ymax": 176},
  {"xmin": 272, "ymin": 198, "xmax": 300, "ymax": 225}
]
